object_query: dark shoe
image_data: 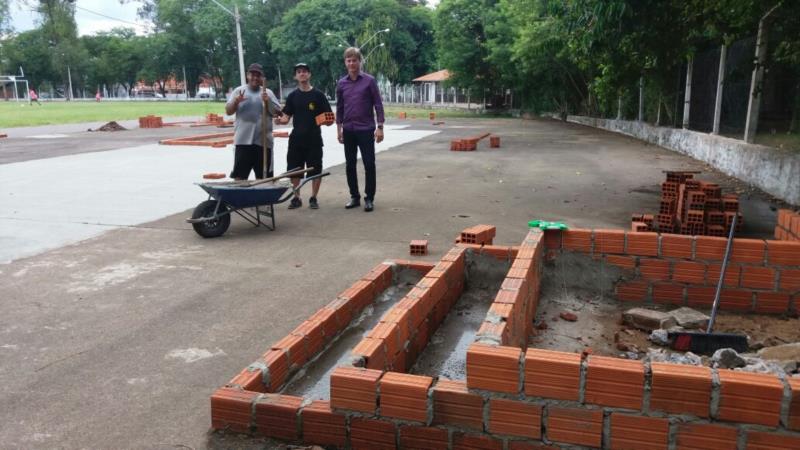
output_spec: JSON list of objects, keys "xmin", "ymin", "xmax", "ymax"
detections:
[
  {"xmin": 288, "ymin": 197, "xmax": 302, "ymax": 209},
  {"xmin": 345, "ymin": 198, "xmax": 361, "ymax": 209},
  {"xmin": 309, "ymin": 197, "xmax": 319, "ymax": 209},
  {"xmin": 364, "ymin": 200, "xmax": 374, "ymax": 212}
]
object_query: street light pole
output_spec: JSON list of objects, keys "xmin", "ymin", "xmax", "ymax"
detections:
[
  {"xmin": 211, "ymin": 0, "xmax": 246, "ymax": 86},
  {"xmin": 359, "ymin": 28, "xmax": 390, "ymax": 52}
]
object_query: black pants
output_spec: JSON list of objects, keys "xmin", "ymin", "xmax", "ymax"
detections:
[
  {"xmin": 231, "ymin": 144, "xmax": 273, "ymax": 179},
  {"xmin": 343, "ymin": 129, "xmax": 376, "ymax": 201}
]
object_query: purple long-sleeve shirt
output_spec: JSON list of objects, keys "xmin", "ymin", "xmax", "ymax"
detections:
[{"xmin": 336, "ymin": 71, "xmax": 385, "ymax": 132}]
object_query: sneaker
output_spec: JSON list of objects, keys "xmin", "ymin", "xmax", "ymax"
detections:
[
  {"xmin": 309, "ymin": 197, "xmax": 319, "ymax": 209},
  {"xmin": 288, "ymin": 197, "xmax": 302, "ymax": 209}
]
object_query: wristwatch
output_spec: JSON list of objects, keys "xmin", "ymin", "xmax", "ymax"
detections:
[{"xmin": 377, "ymin": 124, "xmax": 384, "ymax": 130}]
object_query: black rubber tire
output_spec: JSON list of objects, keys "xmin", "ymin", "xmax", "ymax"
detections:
[{"xmin": 191, "ymin": 200, "xmax": 230, "ymax": 238}]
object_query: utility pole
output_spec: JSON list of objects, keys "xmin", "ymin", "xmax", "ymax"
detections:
[
  {"xmin": 234, "ymin": 4, "xmax": 245, "ymax": 86},
  {"xmin": 182, "ymin": 66, "xmax": 188, "ymax": 100},
  {"xmin": 211, "ymin": 0, "xmax": 246, "ymax": 87},
  {"xmin": 67, "ymin": 65, "xmax": 73, "ymax": 101}
]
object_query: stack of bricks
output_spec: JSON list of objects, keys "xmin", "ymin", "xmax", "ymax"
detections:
[
  {"xmin": 457, "ymin": 224, "xmax": 496, "ymax": 245},
  {"xmin": 560, "ymin": 228, "xmax": 800, "ymax": 314},
  {"xmin": 633, "ymin": 171, "xmax": 742, "ymax": 237},
  {"xmin": 429, "ymin": 112, "xmax": 435, "ymax": 120},
  {"xmin": 775, "ymin": 209, "xmax": 800, "ymax": 241},
  {"xmin": 489, "ymin": 135, "xmax": 500, "ymax": 148},
  {"xmin": 450, "ymin": 132, "xmax": 491, "ymax": 152},
  {"xmin": 315, "ymin": 112, "xmax": 335, "ymax": 126},
  {"xmin": 138, "ymin": 115, "xmax": 163, "ymax": 128},
  {"xmin": 205, "ymin": 113, "xmax": 224, "ymax": 124},
  {"xmin": 409, "ymin": 240, "xmax": 428, "ymax": 256},
  {"xmin": 398, "ymin": 112, "xmax": 407, "ymax": 119}
]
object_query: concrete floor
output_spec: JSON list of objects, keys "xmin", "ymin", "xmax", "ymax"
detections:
[{"xmin": 0, "ymin": 116, "xmax": 784, "ymax": 449}]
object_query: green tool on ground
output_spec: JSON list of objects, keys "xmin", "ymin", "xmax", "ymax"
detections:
[{"xmin": 528, "ymin": 220, "xmax": 569, "ymax": 230}]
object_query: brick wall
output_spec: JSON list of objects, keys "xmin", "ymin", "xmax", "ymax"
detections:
[
  {"xmin": 210, "ymin": 226, "xmax": 800, "ymax": 449},
  {"xmin": 555, "ymin": 228, "xmax": 800, "ymax": 315},
  {"xmin": 775, "ymin": 209, "xmax": 800, "ymax": 242}
]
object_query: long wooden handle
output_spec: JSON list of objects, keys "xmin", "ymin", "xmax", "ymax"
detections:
[{"xmin": 204, "ymin": 167, "xmax": 314, "ymax": 187}]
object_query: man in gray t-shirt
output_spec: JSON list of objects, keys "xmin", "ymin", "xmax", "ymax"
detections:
[{"xmin": 225, "ymin": 63, "xmax": 282, "ymax": 179}]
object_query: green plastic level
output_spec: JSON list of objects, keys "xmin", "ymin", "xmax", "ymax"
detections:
[{"xmin": 528, "ymin": 220, "xmax": 569, "ymax": 230}]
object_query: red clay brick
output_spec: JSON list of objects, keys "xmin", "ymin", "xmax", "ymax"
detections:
[
  {"xmin": 695, "ymin": 236, "xmax": 727, "ymax": 261},
  {"xmin": 350, "ymin": 418, "xmax": 396, "ymax": 450},
  {"xmin": 745, "ymin": 431, "xmax": 800, "ymax": 450},
  {"xmin": 650, "ymin": 362, "xmax": 711, "ymax": 417},
  {"xmin": 610, "ymin": 413, "xmax": 669, "ymax": 450},
  {"xmin": 672, "ymin": 261, "xmax": 707, "ymax": 284},
  {"xmin": 524, "ymin": 348, "xmax": 581, "ymax": 401},
  {"xmin": 687, "ymin": 286, "xmax": 716, "ymax": 308},
  {"xmin": 253, "ymin": 394, "xmax": 302, "ymax": 441},
  {"xmin": 368, "ymin": 321, "xmax": 401, "ymax": 358},
  {"xmin": 338, "ymin": 279, "xmax": 376, "ymax": 311},
  {"xmin": 755, "ymin": 291, "xmax": 791, "ymax": 313},
  {"xmin": 399, "ymin": 426, "xmax": 449, "ymax": 450},
  {"xmin": 291, "ymin": 319, "xmax": 325, "ymax": 359},
  {"xmin": 606, "ymin": 254, "xmax": 636, "ymax": 270},
  {"xmin": 379, "ymin": 372, "xmax": 433, "ymax": 423},
  {"xmin": 362, "ymin": 262, "xmax": 394, "ymax": 293},
  {"xmin": 675, "ymin": 423, "xmax": 738, "ymax": 450},
  {"xmin": 488, "ymin": 398, "xmax": 542, "ymax": 439},
  {"xmin": 719, "ymin": 289, "xmax": 754, "ymax": 311},
  {"xmin": 584, "ymin": 356, "xmax": 644, "ymax": 410},
  {"xmin": 706, "ymin": 263, "xmax": 742, "ymax": 287},
  {"xmin": 432, "ymin": 379, "xmax": 484, "ymax": 430},
  {"xmin": 780, "ymin": 268, "xmax": 800, "ymax": 292},
  {"xmin": 329, "ymin": 366, "xmax": 382, "ymax": 414},
  {"xmin": 508, "ymin": 442, "xmax": 559, "ymax": 450},
  {"xmin": 616, "ymin": 280, "xmax": 649, "ymax": 302},
  {"xmin": 626, "ymin": 232, "xmax": 659, "ymax": 256},
  {"xmin": 740, "ymin": 266, "xmax": 776, "ymax": 290},
  {"xmin": 788, "ymin": 377, "xmax": 800, "ymax": 431},
  {"xmin": 272, "ymin": 333, "xmax": 307, "ymax": 369},
  {"xmin": 453, "ymin": 433, "xmax": 503, "ymax": 450},
  {"xmin": 228, "ymin": 367, "xmax": 264, "ymax": 392},
  {"xmin": 546, "ymin": 406, "xmax": 602, "ymax": 448},
  {"xmin": 595, "ymin": 229, "xmax": 626, "ymax": 254},
  {"xmin": 639, "ymin": 258, "xmax": 670, "ymax": 280},
  {"xmin": 351, "ymin": 337, "xmax": 386, "ymax": 370},
  {"xmin": 300, "ymin": 400, "xmax": 346, "ymax": 448},
  {"xmin": 308, "ymin": 307, "xmax": 339, "ymax": 338},
  {"xmin": 661, "ymin": 234, "xmax": 694, "ymax": 258},
  {"xmin": 562, "ymin": 229, "xmax": 592, "ymax": 253},
  {"xmin": 466, "ymin": 343, "xmax": 521, "ymax": 393},
  {"xmin": 730, "ymin": 238, "xmax": 766, "ymax": 263},
  {"xmin": 651, "ymin": 283, "xmax": 685, "ymax": 305},
  {"xmin": 767, "ymin": 240, "xmax": 800, "ymax": 266},
  {"xmin": 716, "ymin": 370, "xmax": 783, "ymax": 427},
  {"xmin": 543, "ymin": 229, "xmax": 561, "ymax": 249},
  {"xmin": 210, "ymin": 386, "xmax": 257, "ymax": 433}
]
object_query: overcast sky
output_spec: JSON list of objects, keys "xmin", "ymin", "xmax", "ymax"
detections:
[
  {"xmin": 9, "ymin": 0, "xmax": 439, "ymax": 36},
  {"xmin": 10, "ymin": 0, "xmax": 151, "ymax": 36}
]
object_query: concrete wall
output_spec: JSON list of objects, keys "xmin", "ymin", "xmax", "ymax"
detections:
[{"xmin": 564, "ymin": 115, "xmax": 800, "ymax": 206}]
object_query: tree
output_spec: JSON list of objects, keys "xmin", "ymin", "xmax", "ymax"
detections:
[{"xmin": 434, "ymin": 0, "xmax": 501, "ymax": 101}]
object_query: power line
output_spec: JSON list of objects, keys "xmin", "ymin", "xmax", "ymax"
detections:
[{"xmin": 73, "ymin": 4, "xmax": 150, "ymax": 30}]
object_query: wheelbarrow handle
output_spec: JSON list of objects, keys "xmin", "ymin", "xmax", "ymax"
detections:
[{"xmin": 276, "ymin": 171, "xmax": 331, "ymax": 203}]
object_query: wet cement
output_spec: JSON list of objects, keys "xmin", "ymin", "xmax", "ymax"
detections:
[
  {"xmin": 410, "ymin": 252, "xmax": 511, "ymax": 379},
  {"xmin": 283, "ymin": 267, "xmax": 421, "ymax": 400}
]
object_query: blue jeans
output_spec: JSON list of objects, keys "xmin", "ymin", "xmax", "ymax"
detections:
[{"xmin": 343, "ymin": 129, "xmax": 376, "ymax": 201}]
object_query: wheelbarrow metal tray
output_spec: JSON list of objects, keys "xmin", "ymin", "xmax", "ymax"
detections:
[{"xmin": 199, "ymin": 183, "xmax": 289, "ymax": 209}]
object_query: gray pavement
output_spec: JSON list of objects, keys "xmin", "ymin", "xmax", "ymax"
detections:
[{"xmin": 0, "ymin": 117, "xmax": 782, "ymax": 449}]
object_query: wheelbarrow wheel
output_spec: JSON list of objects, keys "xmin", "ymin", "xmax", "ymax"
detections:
[{"xmin": 191, "ymin": 200, "xmax": 230, "ymax": 238}]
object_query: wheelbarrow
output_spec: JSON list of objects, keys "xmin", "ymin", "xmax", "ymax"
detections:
[{"xmin": 187, "ymin": 168, "xmax": 329, "ymax": 238}]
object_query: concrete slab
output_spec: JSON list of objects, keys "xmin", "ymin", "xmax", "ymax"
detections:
[
  {"xmin": 0, "ymin": 124, "xmax": 438, "ymax": 263},
  {"xmin": 0, "ymin": 117, "xmax": 783, "ymax": 448}
]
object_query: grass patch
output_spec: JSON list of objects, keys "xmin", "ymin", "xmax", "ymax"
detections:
[
  {"xmin": 0, "ymin": 100, "xmax": 226, "ymax": 128},
  {"xmin": 383, "ymin": 105, "xmax": 508, "ymax": 119},
  {"xmin": 754, "ymin": 131, "xmax": 800, "ymax": 152}
]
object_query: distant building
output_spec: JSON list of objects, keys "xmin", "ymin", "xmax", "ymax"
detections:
[{"xmin": 412, "ymin": 69, "xmax": 450, "ymax": 104}]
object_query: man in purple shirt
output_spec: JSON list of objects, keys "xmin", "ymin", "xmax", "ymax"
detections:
[{"xmin": 336, "ymin": 47, "xmax": 385, "ymax": 212}]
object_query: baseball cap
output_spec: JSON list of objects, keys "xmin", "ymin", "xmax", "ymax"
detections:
[
  {"xmin": 294, "ymin": 63, "xmax": 311, "ymax": 73},
  {"xmin": 247, "ymin": 63, "xmax": 264, "ymax": 75}
]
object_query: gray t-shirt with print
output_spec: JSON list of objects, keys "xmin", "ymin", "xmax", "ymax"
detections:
[{"xmin": 227, "ymin": 85, "xmax": 281, "ymax": 148}]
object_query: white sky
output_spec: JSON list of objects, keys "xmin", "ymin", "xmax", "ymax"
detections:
[
  {"xmin": 8, "ymin": 0, "xmax": 440, "ymax": 37},
  {"xmin": 9, "ymin": 0, "xmax": 150, "ymax": 36}
]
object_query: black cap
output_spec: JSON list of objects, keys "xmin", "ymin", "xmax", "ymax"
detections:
[
  {"xmin": 294, "ymin": 63, "xmax": 311, "ymax": 73},
  {"xmin": 247, "ymin": 63, "xmax": 264, "ymax": 75}
]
